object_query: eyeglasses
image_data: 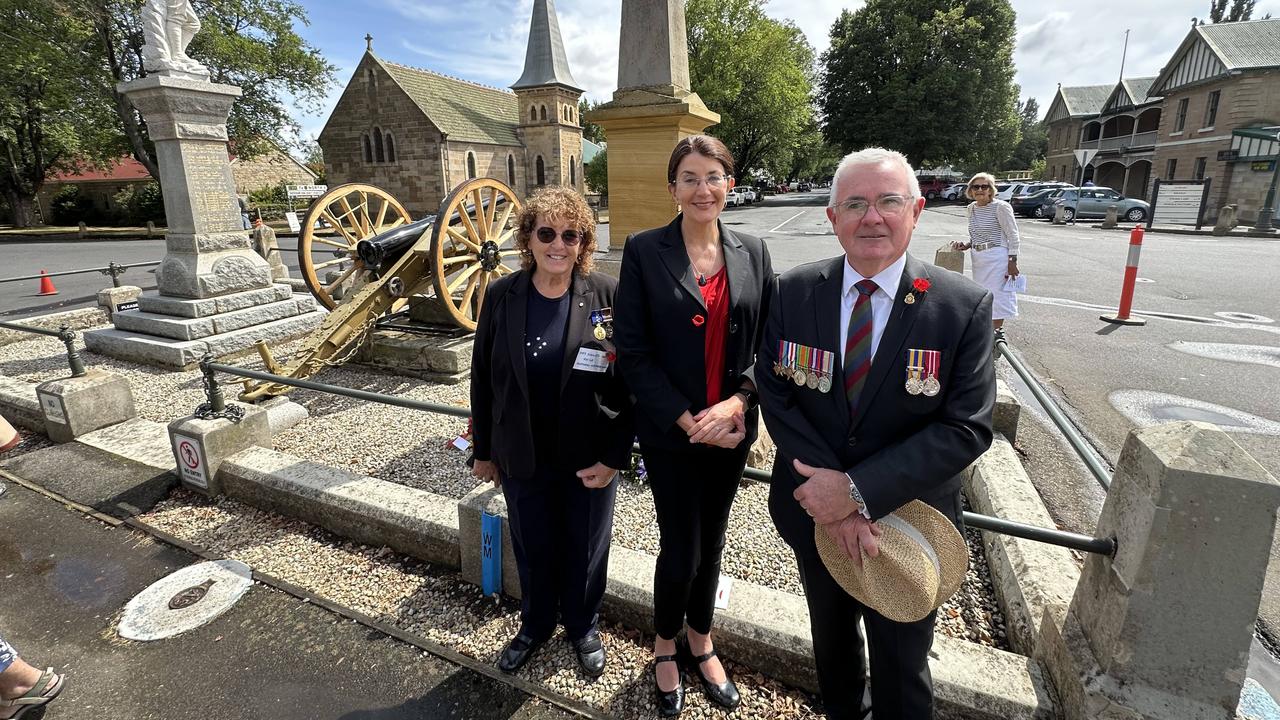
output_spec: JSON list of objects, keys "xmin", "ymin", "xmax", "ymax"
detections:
[
  {"xmin": 535, "ymin": 227, "xmax": 583, "ymax": 245},
  {"xmin": 675, "ymin": 174, "xmax": 731, "ymax": 190},
  {"xmin": 834, "ymin": 195, "xmax": 913, "ymax": 219},
  {"xmin": 969, "ymin": 184, "xmax": 992, "ymax": 191}
]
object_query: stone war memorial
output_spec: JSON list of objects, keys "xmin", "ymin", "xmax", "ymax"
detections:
[
  {"xmin": 4, "ymin": 1, "xmax": 1280, "ymax": 719},
  {"xmin": 82, "ymin": 0, "xmax": 324, "ymax": 369}
]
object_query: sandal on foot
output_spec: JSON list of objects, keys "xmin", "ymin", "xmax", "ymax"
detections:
[{"xmin": 0, "ymin": 668, "xmax": 65, "ymax": 720}]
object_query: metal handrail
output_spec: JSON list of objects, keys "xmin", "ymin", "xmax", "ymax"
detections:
[
  {"xmin": 0, "ymin": 260, "xmax": 162, "ymax": 287},
  {"xmin": 199, "ymin": 359, "xmax": 1117, "ymax": 556},
  {"xmin": 995, "ymin": 331, "xmax": 1112, "ymax": 490},
  {"xmin": 0, "ymin": 322, "xmax": 86, "ymax": 377}
]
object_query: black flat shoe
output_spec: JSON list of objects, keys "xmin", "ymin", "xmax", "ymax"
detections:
[
  {"xmin": 654, "ymin": 653, "xmax": 685, "ymax": 717},
  {"xmin": 497, "ymin": 632, "xmax": 545, "ymax": 673},
  {"xmin": 678, "ymin": 636, "xmax": 741, "ymax": 710},
  {"xmin": 571, "ymin": 629, "xmax": 607, "ymax": 678}
]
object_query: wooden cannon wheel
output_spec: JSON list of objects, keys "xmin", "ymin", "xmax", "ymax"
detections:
[
  {"xmin": 298, "ymin": 184, "xmax": 412, "ymax": 310},
  {"xmin": 430, "ymin": 177, "xmax": 522, "ymax": 330}
]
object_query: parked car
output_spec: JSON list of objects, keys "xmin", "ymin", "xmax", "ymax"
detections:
[
  {"xmin": 743, "ymin": 187, "xmax": 761, "ymax": 203},
  {"xmin": 725, "ymin": 187, "xmax": 748, "ymax": 207},
  {"xmin": 1012, "ymin": 188, "xmax": 1070, "ymax": 218},
  {"xmin": 942, "ymin": 183, "xmax": 968, "ymax": 200},
  {"xmin": 798, "ymin": 182, "xmax": 812, "ymax": 192},
  {"xmin": 918, "ymin": 178, "xmax": 952, "ymax": 199},
  {"xmin": 1053, "ymin": 187, "xmax": 1149, "ymax": 222}
]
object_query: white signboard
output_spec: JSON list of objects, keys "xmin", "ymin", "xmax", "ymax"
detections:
[
  {"xmin": 286, "ymin": 184, "xmax": 327, "ymax": 199},
  {"xmin": 38, "ymin": 391, "xmax": 66, "ymax": 424},
  {"xmin": 172, "ymin": 433, "xmax": 208, "ymax": 489},
  {"xmin": 285, "ymin": 211, "xmax": 301, "ymax": 233},
  {"xmin": 1152, "ymin": 181, "xmax": 1208, "ymax": 226}
]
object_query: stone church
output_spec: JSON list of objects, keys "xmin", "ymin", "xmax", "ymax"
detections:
[{"xmin": 319, "ymin": 0, "xmax": 585, "ymax": 219}]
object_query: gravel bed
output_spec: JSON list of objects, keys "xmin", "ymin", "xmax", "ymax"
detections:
[
  {"xmin": 139, "ymin": 489, "xmax": 827, "ymax": 720},
  {"xmin": 0, "ymin": 327, "xmax": 1009, "ymax": 652}
]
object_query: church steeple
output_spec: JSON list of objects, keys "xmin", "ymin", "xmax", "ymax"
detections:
[{"xmin": 511, "ymin": 0, "xmax": 582, "ymax": 92}]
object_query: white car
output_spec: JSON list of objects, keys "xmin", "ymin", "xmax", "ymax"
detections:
[
  {"xmin": 997, "ymin": 182, "xmax": 1035, "ymax": 201},
  {"xmin": 942, "ymin": 183, "xmax": 968, "ymax": 200},
  {"xmin": 725, "ymin": 188, "xmax": 748, "ymax": 207}
]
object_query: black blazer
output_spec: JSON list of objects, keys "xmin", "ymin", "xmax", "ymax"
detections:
[
  {"xmin": 470, "ymin": 269, "xmax": 634, "ymax": 481},
  {"xmin": 757, "ymin": 253, "xmax": 995, "ymax": 548},
  {"xmin": 614, "ymin": 215, "xmax": 773, "ymax": 450}
]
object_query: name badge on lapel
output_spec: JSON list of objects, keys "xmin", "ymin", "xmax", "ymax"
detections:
[{"xmin": 573, "ymin": 347, "xmax": 611, "ymax": 373}]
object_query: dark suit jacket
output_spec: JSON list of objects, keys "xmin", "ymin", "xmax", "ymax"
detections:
[
  {"xmin": 758, "ymin": 253, "xmax": 995, "ymax": 549},
  {"xmin": 614, "ymin": 215, "xmax": 774, "ymax": 450},
  {"xmin": 470, "ymin": 269, "xmax": 634, "ymax": 481}
]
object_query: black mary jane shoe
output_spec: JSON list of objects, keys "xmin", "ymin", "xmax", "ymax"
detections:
[
  {"xmin": 571, "ymin": 629, "xmax": 607, "ymax": 678},
  {"xmin": 678, "ymin": 636, "xmax": 741, "ymax": 710},
  {"xmin": 497, "ymin": 632, "xmax": 545, "ymax": 673},
  {"xmin": 654, "ymin": 653, "xmax": 686, "ymax": 717}
]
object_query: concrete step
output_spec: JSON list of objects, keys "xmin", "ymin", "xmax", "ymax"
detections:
[
  {"xmin": 83, "ymin": 310, "xmax": 327, "ymax": 369},
  {"xmin": 113, "ymin": 297, "xmax": 315, "ymax": 341},
  {"xmin": 137, "ymin": 283, "xmax": 294, "ymax": 318}
]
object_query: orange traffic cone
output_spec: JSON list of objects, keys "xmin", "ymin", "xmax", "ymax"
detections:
[{"xmin": 36, "ymin": 269, "xmax": 58, "ymax": 296}]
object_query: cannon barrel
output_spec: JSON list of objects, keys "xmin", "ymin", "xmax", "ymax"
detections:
[{"xmin": 356, "ymin": 216, "xmax": 435, "ymax": 271}]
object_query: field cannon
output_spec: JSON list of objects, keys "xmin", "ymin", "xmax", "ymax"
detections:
[{"xmin": 240, "ymin": 177, "xmax": 522, "ymax": 400}]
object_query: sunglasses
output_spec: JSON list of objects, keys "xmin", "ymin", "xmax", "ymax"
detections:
[
  {"xmin": 970, "ymin": 184, "xmax": 992, "ymax": 190},
  {"xmin": 535, "ymin": 227, "xmax": 583, "ymax": 245}
]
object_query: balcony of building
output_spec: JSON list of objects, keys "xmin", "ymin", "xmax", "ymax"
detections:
[{"xmin": 1078, "ymin": 107, "xmax": 1161, "ymax": 155}]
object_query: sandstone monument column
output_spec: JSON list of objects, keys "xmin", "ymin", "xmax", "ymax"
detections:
[
  {"xmin": 587, "ymin": 0, "xmax": 719, "ymax": 254},
  {"xmin": 84, "ymin": 0, "xmax": 322, "ymax": 369}
]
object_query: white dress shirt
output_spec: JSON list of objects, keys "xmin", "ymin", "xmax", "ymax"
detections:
[
  {"xmin": 838, "ymin": 251, "xmax": 907, "ymax": 520},
  {"xmin": 839, "ymin": 252, "xmax": 908, "ymax": 367}
]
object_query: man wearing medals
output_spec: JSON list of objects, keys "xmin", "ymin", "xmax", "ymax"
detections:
[{"xmin": 756, "ymin": 148, "xmax": 996, "ymax": 719}]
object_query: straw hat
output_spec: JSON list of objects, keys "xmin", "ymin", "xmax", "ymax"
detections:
[{"xmin": 814, "ymin": 500, "xmax": 968, "ymax": 623}]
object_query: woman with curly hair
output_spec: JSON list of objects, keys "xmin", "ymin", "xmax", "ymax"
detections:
[{"xmin": 469, "ymin": 186, "xmax": 634, "ymax": 678}]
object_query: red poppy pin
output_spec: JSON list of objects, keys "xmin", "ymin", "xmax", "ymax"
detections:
[
  {"xmin": 606, "ymin": 351, "xmax": 617, "ymax": 363},
  {"xmin": 692, "ymin": 314, "xmax": 706, "ymax": 327},
  {"xmin": 905, "ymin": 277, "xmax": 930, "ymax": 305}
]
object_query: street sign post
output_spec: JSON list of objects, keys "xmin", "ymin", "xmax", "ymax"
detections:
[{"xmin": 1072, "ymin": 149, "xmax": 1099, "ymax": 223}]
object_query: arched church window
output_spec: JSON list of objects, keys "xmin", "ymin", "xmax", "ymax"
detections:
[
  {"xmin": 373, "ymin": 127, "xmax": 385, "ymax": 163},
  {"xmin": 536, "ymin": 156, "xmax": 545, "ymax": 186},
  {"xmin": 467, "ymin": 151, "xmax": 477, "ymax": 179},
  {"xmin": 530, "ymin": 106, "xmax": 537, "ymax": 122},
  {"xmin": 507, "ymin": 154, "xmax": 516, "ymax": 186},
  {"xmin": 540, "ymin": 105, "xmax": 547, "ymax": 122},
  {"xmin": 362, "ymin": 133, "xmax": 372, "ymax": 163},
  {"xmin": 384, "ymin": 133, "xmax": 396, "ymax": 162},
  {"xmin": 570, "ymin": 156, "xmax": 576, "ymax": 186}
]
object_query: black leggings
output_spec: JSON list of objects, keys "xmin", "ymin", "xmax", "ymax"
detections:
[{"xmin": 643, "ymin": 443, "xmax": 749, "ymax": 640}]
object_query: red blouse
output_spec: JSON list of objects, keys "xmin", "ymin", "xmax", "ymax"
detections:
[{"xmin": 699, "ymin": 266, "xmax": 729, "ymax": 408}]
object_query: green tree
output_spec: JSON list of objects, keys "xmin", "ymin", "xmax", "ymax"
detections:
[
  {"xmin": 1001, "ymin": 97, "xmax": 1047, "ymax": 171},
  {"xmin": 786, "ymin": 120, "xmax": 842, "ymax": 181},
  {"xmin": 1206, "ymin": 0, "xmax": 1267, "ymax": 22},
  {"xmin": 0, "ymin": 1, "xmax": 122, "ymax": 226},
  {"xmin": 78, "ymin": 0, "xmax": 336, "ymax": 180},
  {"xmin": 819, "ymin": 0, "xmax": 1021, "ymax": 170},
  {"xmin": 686, "ymin": 0, "xmax": 817, "ymax": 180},
  {"xmin": 578, "ymin": 98, "xmax": 604, "ymax": 144},
  {"xmin": 584, "ymin": 150, "xmax": 608, "ymax": 196}
]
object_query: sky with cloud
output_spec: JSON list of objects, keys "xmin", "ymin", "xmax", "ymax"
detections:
[{"xmin": 287, "ymin": 0, "xmax": 1280, "ymax": 143}]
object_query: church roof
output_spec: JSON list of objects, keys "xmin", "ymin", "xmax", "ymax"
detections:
[
  {"xmin": 375, "ymin": 56, "xmax": 521, "ymax": 146},
  {"xmin": 511, "ymin": 0, "xmax": 582, "ymax": 92}
]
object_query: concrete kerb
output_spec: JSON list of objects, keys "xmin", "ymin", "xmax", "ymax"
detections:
[
  {"xmin": 36, "ymin": 369, "xmax": 137, "ymax": 443},
  {"xmin": 218, "ymin": 446, "xmax": 1055, "ymax": 719},
  {"xmin": 993, "ymin": 378, "xmax": 1020, "ymax": 443},
  {"xmin": 0, "ymin": 375, "xmax": 44, "ymax": 431},
  {"xmin": 167, "ymin": 401, "xmax": 271, "ymax": 496},
  {"xmin": 964, "ymin": 433, "xmax": 1079, "ymax": 655}
]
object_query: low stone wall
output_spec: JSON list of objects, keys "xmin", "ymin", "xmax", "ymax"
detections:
[
  {"xmin": 0, "ymin": 376, "xmax": 42, "ymax": 431},
  {"xmin": 0, "ymin": 307, "xmax": 108, "ymax": 347}
]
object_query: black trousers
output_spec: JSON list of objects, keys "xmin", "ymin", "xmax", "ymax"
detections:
[
  {"xmin": 643, "ymin": 443, "xmax": 749, "ymax": 640},
  {"xmin": 501, "ymin": 465, "xmax": 617, "ymax": 641},
  {"xmin": 795, "ymin": 544, "xmax": 937, "ymax": 720}
]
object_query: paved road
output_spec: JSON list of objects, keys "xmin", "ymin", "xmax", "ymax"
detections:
[{"xmin": 0, "ymin": 479, "xmax": 574, "ymax": 720}]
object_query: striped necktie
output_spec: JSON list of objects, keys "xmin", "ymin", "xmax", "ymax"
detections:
[{"xmin": 843, "ymin": 279, "xmax": 879, "ymax": 414}]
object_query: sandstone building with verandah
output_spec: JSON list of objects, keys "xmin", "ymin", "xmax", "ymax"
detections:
[
  {"xmin": 1044, "ymin": 18, "xmax": 1280, "ymax": 222},
  {"xmin": 318, "ymin": 0, "xmax": 585, "ymax": 220}
]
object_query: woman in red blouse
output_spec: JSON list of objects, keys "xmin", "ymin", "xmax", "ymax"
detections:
[{"xmin": 614, "ymin": 136, "xmax": 774, "ymax": 716}]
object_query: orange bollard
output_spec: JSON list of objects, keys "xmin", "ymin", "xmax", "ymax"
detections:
[
  {"xmin": 1100, "ymin": 226, "xmax": 1147, "ymax": 326},
  {"xmin": 36, "ymin": 269, "xmax": 58, "ymax": 296}
]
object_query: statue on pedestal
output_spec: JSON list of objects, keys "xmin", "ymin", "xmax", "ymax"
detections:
[{"xmin": 141, "ymin": 0, "xmax": 209, "ymax": 78}]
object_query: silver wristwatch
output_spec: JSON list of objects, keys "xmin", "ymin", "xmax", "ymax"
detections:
[{"xmin": 847, "ymin": 474, "xmax": 865, "ymax": 506}]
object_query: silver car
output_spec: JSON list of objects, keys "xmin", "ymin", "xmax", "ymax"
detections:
[{"xmin": 1053, "ymin": 187, "xmax": 1149, "ymax": 222}]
